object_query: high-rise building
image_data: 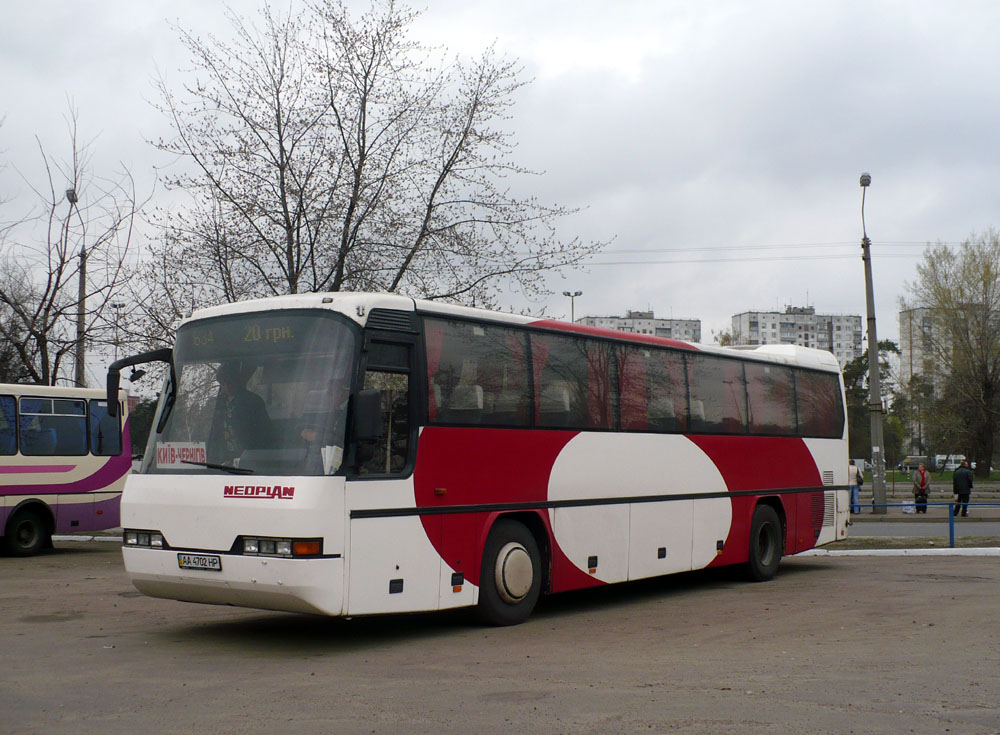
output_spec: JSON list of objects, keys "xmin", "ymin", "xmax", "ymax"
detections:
[
  {"xmin": 898, "ymin": 307, "xmax": 942, "ymax": 388},
  {"xmin": 577, "ymin": 310, "xmax": 701, "ymax": 343},
  {"xmin": 731, "ymin": 306, "xmax": 862, "ymax": 367}
]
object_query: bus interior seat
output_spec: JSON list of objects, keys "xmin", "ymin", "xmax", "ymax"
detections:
[
  {"xmin": 428, "ymin": 380, "xmax": 443, "ymax": 420},
  {"xmin": 689, "ymin": 399, "xmax": 707, "ymax": 432},
  {"xmin": 489, "ymin": 389, "xmax": 525, "ymax": 426},
  {"xmin": 647, "ymin": 397, "xmax": 677, "ymax": 432},
  {"xmin": 539, "ymin": 382, "xmax": 573, "ymax": 427},
  {"xmin": 441, "ymin": 384, "xmax": 483, "ymax": 424},
  {"xmin": 721, "ymin": 417, "xmax": 745, "ymax": 434}
]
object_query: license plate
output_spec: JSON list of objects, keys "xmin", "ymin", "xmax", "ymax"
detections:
[{"xmin": 177, "ymin": 553, "xmax": 222, "ymax": 572}]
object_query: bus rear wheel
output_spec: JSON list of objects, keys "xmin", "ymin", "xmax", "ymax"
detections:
[
  {"xmin": 4, "ymin": 508, "xmax": 48, "ymax": 557},
  {"xmin": 746, "ymin": 504, "xmax": 782, "ymax": 582},
  {"xmin": 477, "ymin": 519, "xmax": 542, "ymax": 626}
]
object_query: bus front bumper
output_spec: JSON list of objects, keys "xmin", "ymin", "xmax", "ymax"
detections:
[{"xmin": 123, "ymin": 546, "xmax": 345, "ymax": 616}]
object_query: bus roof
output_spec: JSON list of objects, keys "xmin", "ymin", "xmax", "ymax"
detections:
[
  {"xmin": 183, "ymin": 292, "xmax": 842, "ymax": 374},
  {"xmin": 0, "ymin": 383, "xmax": 123, "ymax": 400}
]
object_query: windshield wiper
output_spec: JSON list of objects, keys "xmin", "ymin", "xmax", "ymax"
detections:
[{"xmin": 181, "ymin": 460, "xmax": 254, "ymax": 475}]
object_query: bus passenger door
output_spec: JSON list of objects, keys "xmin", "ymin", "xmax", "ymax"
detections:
[{"xmin": 346, "ymin": 336, "xmax": 444, "ymax": 615}]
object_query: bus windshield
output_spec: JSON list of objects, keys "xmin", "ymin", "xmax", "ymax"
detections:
[{"xmin": 144, "ymin": 310, "xmax": 356, "ymax": 476}]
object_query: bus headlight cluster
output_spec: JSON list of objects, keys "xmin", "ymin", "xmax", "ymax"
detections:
[
  {"xmin": 124, "ymin": 529, "xmax": 165, "ymax": 548},
  {"xmin": 241, "ymin": 536, "xmax": 321, "ymax": 557}
]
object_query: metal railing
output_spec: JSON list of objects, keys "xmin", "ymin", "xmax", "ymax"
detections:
[{"xmin": 863, "ymin": 501, "xmax": 1000, "ymax": 547}]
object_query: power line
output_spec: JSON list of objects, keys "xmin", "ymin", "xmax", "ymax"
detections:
[
  {"xmin": 584, "ymin": 252, "xmax": 925, "ymax": 265},
  {"xmin": 597, "ymin": 240, "xmax": 956, "ymax": 255}
]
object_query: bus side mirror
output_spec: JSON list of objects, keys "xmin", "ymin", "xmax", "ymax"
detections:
[
  {"xmin": 106, "ymin": 348, "xmax": 172, "ymax": 417},
  {"xmin": 353, "ymin": 389, "xmax": 382, "ymax": 444}
]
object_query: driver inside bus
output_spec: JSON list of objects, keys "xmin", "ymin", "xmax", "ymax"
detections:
[
  {"xmin": 297, "ymin": 377, "xmax": 350, "ymax": 474},
  {"xmin": 207, "ymin": 362, "xmax": 273, "ymax": 465}
]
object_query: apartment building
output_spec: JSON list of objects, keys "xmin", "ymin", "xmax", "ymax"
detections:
[
  {"xmin": 577, "ymin": 310, "xmax": 702, "ymax": 342},
  {"xmin": 731, "ymin": 306, "xmax": 863, "ymax": 367},
  {"xmin": 899, "ymin": 308, "xmax": 933, "ymax": 382}
]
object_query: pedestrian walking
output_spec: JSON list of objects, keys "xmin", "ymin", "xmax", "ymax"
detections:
[
  {"xmin": 912, "ymin": 463, "xmax": 931, "ymax": 514},
  {"xmin": 952, "ymin": 459, "xmax": 974, "ymax": 517},
  {"xmin": 847, "ymin": 459, "xmax": 862, "ymax": 514}
]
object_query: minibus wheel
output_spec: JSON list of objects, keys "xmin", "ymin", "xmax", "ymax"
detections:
[
  {"xmin": 4, "ymin": 507, "xmax": 48, "ymax": 557},
  {"xmin": 477, "ymin": 519, "xmax": 542, "ymax": 626},
  {"xmin": 746, "ymin": 504, "xmax": 782, "ymax": 581}
]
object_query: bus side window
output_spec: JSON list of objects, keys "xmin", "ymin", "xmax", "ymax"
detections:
[
  {"xmin": 19, "ymin": 397, "xmax": 87, "ymax": 456},
  {"xmin": 89, "ymin": 399, "xmax": 123, "ymax": 456},
  {"xmin": 0, "ymin": 395, "xmax": 15, "ymax": 455},
  {"xmin": 358, "ymin": 370, "xmax": 410, "ymax": 475},
  {"xmin": 796, "ymin": 369, "xmax": 844, "ymax": 438}
]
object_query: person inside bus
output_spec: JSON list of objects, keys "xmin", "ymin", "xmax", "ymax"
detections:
[
  {"xmin": 296, "ymin": 378, "xmax": 351, "ymax": 473},
  {"xmin": 298, "ymin": 421, "xmax": 325, "ymax": 474},
  {"xmin": 207, "ymin": 362, "xmax": 274, "ymax": 465}
]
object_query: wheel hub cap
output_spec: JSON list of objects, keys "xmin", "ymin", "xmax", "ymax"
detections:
[{"xmin": 495, "ymin": 542, "xmax": 533, "ymax": 603}]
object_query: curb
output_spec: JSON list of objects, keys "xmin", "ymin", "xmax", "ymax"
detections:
[{"xmin": 801, "ymin": 547, "xmax": 1000, "ymax": 557}]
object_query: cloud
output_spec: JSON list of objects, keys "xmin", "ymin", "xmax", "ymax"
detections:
[{"xmin": 4, "ymin": 0, "xmax": 1000, "ymax": 347}]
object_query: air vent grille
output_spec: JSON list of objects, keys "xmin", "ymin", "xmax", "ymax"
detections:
[
  {"xmin": 810, "ymin": 493, "xmax": 825, "ymax": 533},
  {"xmin": 823, "ymin": 492, "xmax": 835, "ymax": 527},
  {"xmin": 366, "ymin": 308, "xmax": 416, "ymax": 332},
  {"xmin": 822, "ymin": 470, "xmax": 835, "ymax": 486}
]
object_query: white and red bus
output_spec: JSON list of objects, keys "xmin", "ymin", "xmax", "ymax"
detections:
[
  {"xmin": 1, "ymin": 383, "xmax": 131, "ymax": 556},
  {"xmin": 108, "ymin": 293, "xmax": 848, "ymax": 624}
]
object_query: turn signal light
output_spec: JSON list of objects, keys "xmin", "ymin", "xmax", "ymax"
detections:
[{"xmin": 293, "ymin": 541, "xmax": 321, "ymax": 556}]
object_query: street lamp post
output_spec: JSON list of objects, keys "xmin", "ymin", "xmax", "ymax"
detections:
[
  {"xmin": 67, "ymin": 188, "xmax": 87, "ymax": 388},
  {"xmin": 562, "ymin": 290, "xmax": 582, "ymax": 322},
  {"xmin": 859, "ymin": 173, "xmax": 887, "ymax": 514},
  {"xmin": 111, "ymin": 302, "xmax": 125, "ymax": 362}
]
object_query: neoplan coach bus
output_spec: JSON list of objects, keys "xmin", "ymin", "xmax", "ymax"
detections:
[{"xmin": 107, "ymin": 293, "xmax": 849, "ymax": 625}]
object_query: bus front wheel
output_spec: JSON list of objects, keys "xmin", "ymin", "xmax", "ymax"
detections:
[
  {"xmin": 477, "ymin": 519, "xmax": 542, "ymax": 626},
  {"xmin": 3, "ymin": 507, "xmax": 49, "ymax": 557},
  {"xmin": 746, "ymin": 504, "xmax": 782, "ymax": 582}
]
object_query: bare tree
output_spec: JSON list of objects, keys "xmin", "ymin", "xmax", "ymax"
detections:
[
  {"xmin": 0, "ymin": 110, "xmax": 140, "ymax": 385},
  {"xmin": 139, "ymin": 0, "xmax": 600, "ymax": 336},
  {"xmin": 903, "ymin": 230, "xmax": 1000, "ymax": 476}
]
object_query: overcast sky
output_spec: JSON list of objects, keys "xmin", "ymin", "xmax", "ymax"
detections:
[{"xmin": 3, "ymin": 0, "xmax": 999, "ymax": 350}]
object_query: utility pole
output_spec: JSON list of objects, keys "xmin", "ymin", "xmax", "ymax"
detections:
[
  {"xmin": 859, "ymin": 173, "xmax": 887, "ymax": 514},
  {"xmin": 68, "ymin": 188, "xmax": 86, "ymax": 388}
]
